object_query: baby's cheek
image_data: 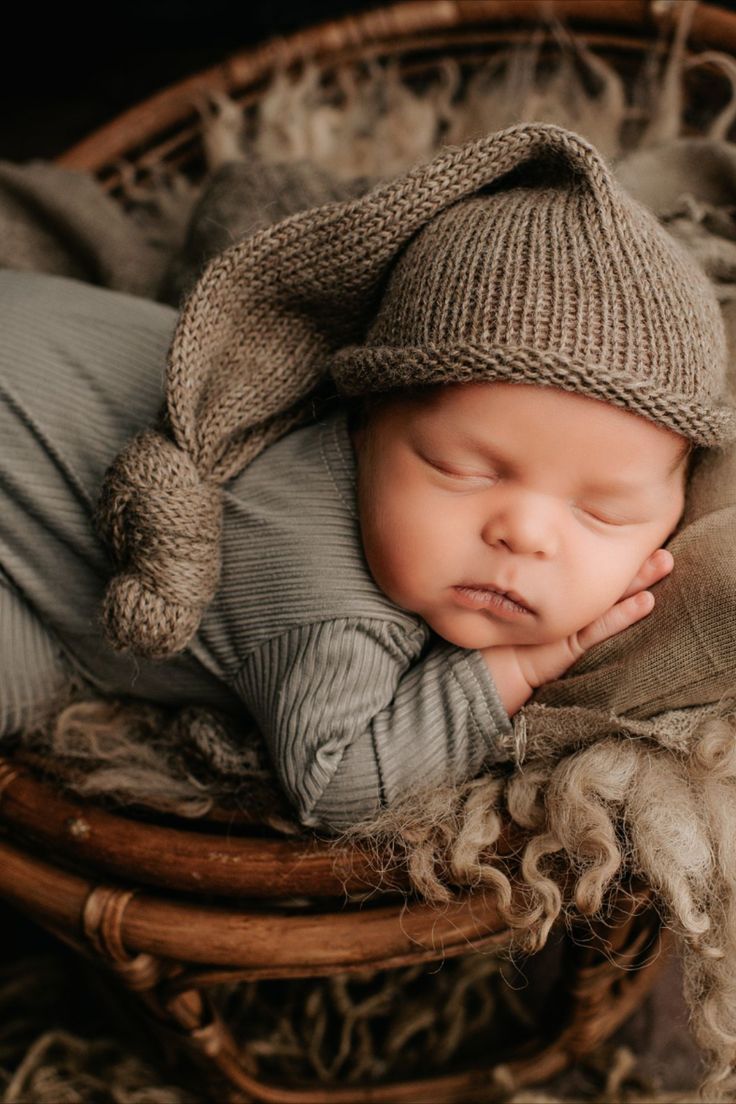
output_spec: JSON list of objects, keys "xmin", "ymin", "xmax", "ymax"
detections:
[
  {"xmin": 553, "ymin": 555, "xmax": 634, "ymax": 634},
  {"xmin": 363, "ymin": 510, "xmax": 422, "ymax": 607}
]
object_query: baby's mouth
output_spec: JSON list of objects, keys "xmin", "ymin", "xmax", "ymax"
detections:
[{"xmin": 454, "ymin": 583, "xmax": 535, "ymax": 616}]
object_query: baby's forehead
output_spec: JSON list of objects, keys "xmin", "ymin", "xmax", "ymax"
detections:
[{"xmin": 398, "ymin": 381, "xmax": 689, "ymax": 483}]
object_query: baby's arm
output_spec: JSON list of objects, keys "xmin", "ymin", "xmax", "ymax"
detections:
[
  {"xmin": 229, "ymin": 554, "xmax": 673, "ymax": 831},
  {"xmin": 481, "ymin": 549, "xmax": 674, "ymax": 716},
  {"xmin": 231, "ymin": 618, "xmax": 512, "ymax": 832}
]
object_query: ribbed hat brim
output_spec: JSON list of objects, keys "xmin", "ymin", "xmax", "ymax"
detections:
[{"xmin": 329, "ymin": 342, "xmax": 736, "ymax": 448}]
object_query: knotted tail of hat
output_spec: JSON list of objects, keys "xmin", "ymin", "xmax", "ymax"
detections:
[{"xmin": 95, "ymin": 122, "xmax": 735, "ymax": 660}]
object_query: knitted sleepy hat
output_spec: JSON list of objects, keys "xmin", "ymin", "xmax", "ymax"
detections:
[
  {"xmin": 332, "ymin": 183, "xmax": 731, "ymax": 433},
  {"xmin": 96, "ymin": 122, "xmax": 736, "ymax": 660}
]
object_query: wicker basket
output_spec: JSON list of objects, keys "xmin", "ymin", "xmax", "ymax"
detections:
[
  {"xmin": 57, "ymin": 0, "xmax": 736, "ymax": 190},
  {"xmin": 0, "ymin": 752, "xmax": 668, "ymax": 1102},
  {"xmin": 3, "ymin": 1, "xmax": 736, "ymax": 1100}
]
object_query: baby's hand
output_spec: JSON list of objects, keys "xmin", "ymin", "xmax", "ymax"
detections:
[{"xmin": 481, "ymin": 548, "xmax": 674, "ymax": 716}]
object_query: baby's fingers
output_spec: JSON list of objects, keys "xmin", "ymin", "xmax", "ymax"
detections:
[
  {"xmin": 619, "ymin": 548, "xmax": 673, "ymax": 601},
  {"xmin": 574, "ymin": 591, "xmax": 654, "ymax": 655}
]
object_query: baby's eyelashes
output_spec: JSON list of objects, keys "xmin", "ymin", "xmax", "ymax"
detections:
[
  {"xmin": 573, "ymin": 505, "xmax": 640, "ymax": 527},
  {"xmin": 426, "ymin": 461, "xmax": 642, "ymax": 516},
  {"xmin": 426, "ymin": 458, "xmax": 496, "ymax": 482}
]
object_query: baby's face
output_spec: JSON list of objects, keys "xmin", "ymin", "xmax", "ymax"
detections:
[{"xmin": 351, "ymin": 382, "xmax": 688, "ymax": 650}]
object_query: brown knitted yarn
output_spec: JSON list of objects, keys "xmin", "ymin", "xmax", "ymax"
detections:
[
  {"xmin": 330, "ymin": 165, "xmax": 734, "ymax": 447},
  {"xmin": 96, "ymin": 430, "xmax": 222, "ymax": 659}
]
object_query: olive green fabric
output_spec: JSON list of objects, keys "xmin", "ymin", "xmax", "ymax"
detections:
[{"xmin": 0, "ymin": 269, "xmax": 511, "ymax": 831}]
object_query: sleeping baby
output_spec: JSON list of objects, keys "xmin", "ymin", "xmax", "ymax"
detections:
[{"xmin": 0, "ymin": 122, "xmax": 733, "ymax": 832}]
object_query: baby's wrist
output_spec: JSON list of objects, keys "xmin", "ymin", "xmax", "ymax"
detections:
[{"xmin": 479, "ymin": 646, "xmax": 534, "ymax": 717}]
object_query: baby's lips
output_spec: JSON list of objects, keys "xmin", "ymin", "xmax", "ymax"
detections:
[{"xmin": 455, "ymin": 580, "xmax": 534, "ymax": 611}]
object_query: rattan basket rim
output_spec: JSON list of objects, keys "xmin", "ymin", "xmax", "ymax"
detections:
[
  {"xmin": 0, "ymin": 755, "xmax": 420, "ymax": 897},
  {"xmin": 55, "ymin": 0, "xmax": 736, "ymax": 181}
]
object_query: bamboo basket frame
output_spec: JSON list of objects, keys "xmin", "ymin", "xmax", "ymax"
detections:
[{"xmin": 2, "ymin": 0, "xmax": 734, "ymax": 1099}]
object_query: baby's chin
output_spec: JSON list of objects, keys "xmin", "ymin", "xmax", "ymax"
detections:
[
  {"xmin": 423, "ymin": 608, "xmax": 544, "ymax": 650},
  {"xmin": 423, "ymin": 604, "xmax": 605, "ymax": 650}
]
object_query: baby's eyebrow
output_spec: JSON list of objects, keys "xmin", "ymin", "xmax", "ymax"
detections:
[{"xmin": 580, "ymin": 474, "xmax": 651, "ymax": 495}]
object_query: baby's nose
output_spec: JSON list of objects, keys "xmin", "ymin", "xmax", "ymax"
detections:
[{"xmin": 480, "ymin": 494, "xmax": 558, "ymax": 557}]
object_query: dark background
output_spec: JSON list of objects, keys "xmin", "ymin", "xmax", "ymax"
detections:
[
  {"xmin": 7, "ymin": 0, "xmax": 736, "ymax": 164},
  {"xmin": 3, "ymin": 0, "xmax": 384, "ymax": 162}
]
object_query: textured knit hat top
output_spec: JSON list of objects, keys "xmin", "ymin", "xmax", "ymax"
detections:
[{"xmin": 96, "ymin": 122, "xmax": 736, "ymax": 660}]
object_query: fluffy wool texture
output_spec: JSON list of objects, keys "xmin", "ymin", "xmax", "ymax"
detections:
[
  {"xmin": 331, "ymin": 711, "xmax": 736, "ymax": 1096},
  {"xmin": 12, "ymin": 3, "xmax": 736, "ymax": 1100}
]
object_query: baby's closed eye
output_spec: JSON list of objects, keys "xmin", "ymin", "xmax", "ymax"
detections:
[
  {"xmin": 432, "ymin": 464, "xmax": 496, "ymax": 484},
  {"xmin": 574, "ymin": 504, "xmax": 639, "ymax": 526}
]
